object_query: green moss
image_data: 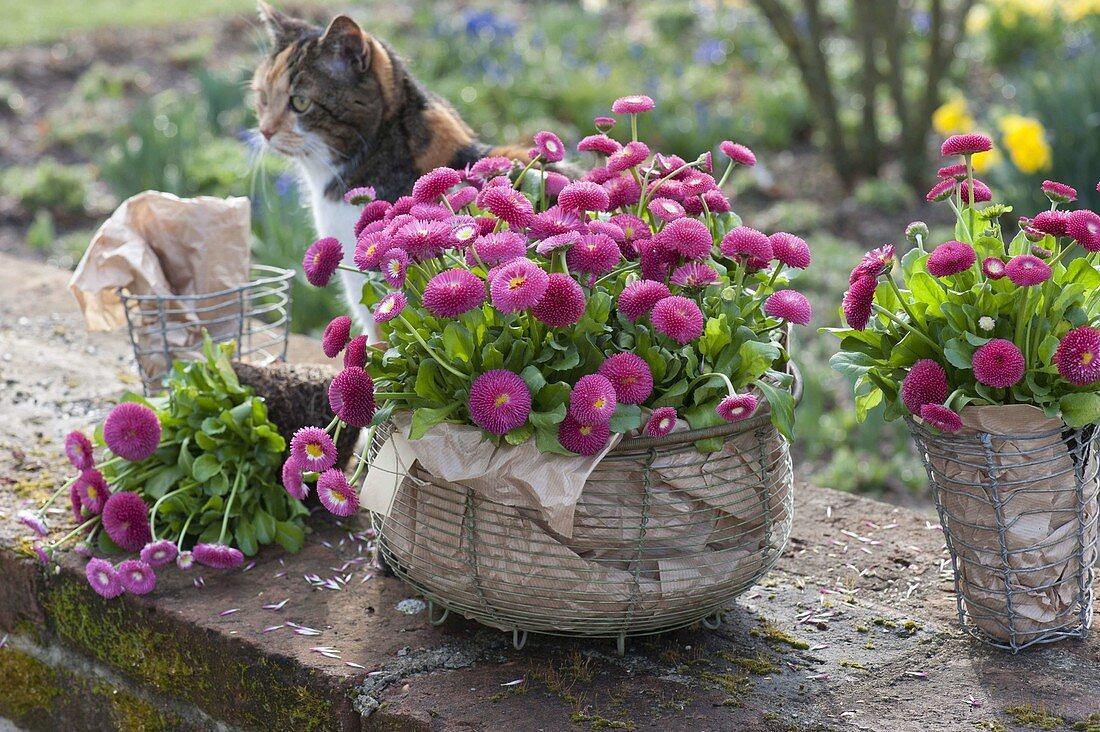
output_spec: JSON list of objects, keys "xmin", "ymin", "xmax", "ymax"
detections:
[
  {"xmin": 0, "ymin": 649, "xmax": 62, "ymax": 720},
  {"xmin": 699, "ymin": 672, "xmax": 750, "ymax": 694},
  {"xmin": 1006, "ymin": 704, "xmax": 1065, "ymax": 730},
  {"xmin": 759, "ymin": 620, "xmax": 811, "ymax": 650},
  {"xmin": 1072, "ymin": 713, "xmax": 1100, "ymax": 731},
  {"xmin": 871, "ymin": 617, "xmax": 897, "ymax": 629},
  {"xmin": 839, "ymin": 660, "xmax": 866, "ymax": 670},
  {"xmin": 901, "ymin": 620, "xmax": 922, "ymax": 635},
  {"xmin": 718, "ymin": 653, "xmax": 779, "ymax": 675},
  {"xmin": 855, "ymin": 625, "xmax": 869, "ymax": 633},
  {"xmin": 97, "ymin": 682, "xmax": 173, "ymax": 731},
  {"xmin": 571, "ymin": 707, "xmax": 636, "ymax": 730},
  {"xmin": 975, "ymin": 723, "xmax": 1007, "ymax": 732}
]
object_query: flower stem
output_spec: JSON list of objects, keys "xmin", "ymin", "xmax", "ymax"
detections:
[
  {"xmin": 217, "ymin": 468, "xmax": 244, "ymax": 545},
  {"xmin": 48, "ymin": 515, "xmax": 100, "ymax": 550},
  {"xmin": 397, "ymin": 314, "xmax": 468, "ymax": 379},
  {"xmin": 39, "ymin": 473, "xmax": 81, "ymax": 513},
  {"xmin": 872, "ymin": 304, "xmax": 940, "ymax": 350},
  {"xmin": 685, "ymin": 371, "xmax": 736, "ymax": 397},
  {"xmin": 148, "ymin": 487, "xmax": 189, "ymax": 542},
  {"xmin": 885, "ymin": 275, "xmax": 922, "ymax": 329},
  {"xmin": 716, "ymin": 160, "xmax": 735, "ymax": 189},
  {"xmin": 630, "ymin": 113, "xmax": 638, "ymax": 143},
  {"xmin": 176, "ymin": 511, "xmax": 197, "ymax": 549}
]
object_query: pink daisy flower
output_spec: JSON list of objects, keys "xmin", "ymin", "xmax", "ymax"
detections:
[
  {"xmin": 1054, "ymin": 326, "xmax": 1100, "ymax": 386},
  {"xmin": 140, "ymin": 539, "xmax": 177, "ymax": 568},
  {"xmin": 763, "ymin": 290, "xmax": 813, "ymax": 326},
  {"xmin": 769, "ymin": 233, "xmax": 811, "ymax": 270},
  {"xmin": 702, "ymin": 189, "xmax": 731, "ymax": 213},
  {"xmin": 1004, "ymin": 254, "xmax": 1052, "ymax": 286},
  {"xmin": 557, "ymin": 416, "xmax": 611, "ymax": 456},
  {"xmin": 176, "ymin": 551, "xmax": 195, "ymax": 570},
  {"xmin": 920, "ymin": 404, "xmax": 963, "ymax": 433},
  {"xmin": 645, "ymin": 407, "xmax": 678, "ymax": 438},
  {"xmin": 569, "ymin": 374, "xmax": 618, "ymax": 425},
  {"xmin": 528, "ymin": 206, "xmax": 584, "ymax": 240},
  {"xmin": 604, "ymin": 174, "xmax": 642, "ymax": 209},
  {"xmin": 926, "ymin": 179, "xmax": 956, "ymax": 202},
  {"xmin": 720, "ymin": 226, "xmax": 772, "ymax": 262},
  {"xmin": 354, "ymin": 231, "xmax": 391, "ymax": 271},
  {"xmin": 17, "ymin": 509, "xmax": 47, "ymax": 537},
  {"xmin": 982, "ymin": 257, "xmax": 1006, "ymax": 279},
  {"xmin": 660, "ymin": 217, "xmax": 713, "ymax": 261},
  {"xmin": 610, "ymin": 214, "xmax": 650, "ymax": 245},
  {"xmin": 290, "ymin": 426, "xmax": 338, "ymax": 472},
  {"xmin": 648, "ymin": 197, "xmax": 685, "ymax": 222},
  {"xmin": 618, "ymin": 280, "xmax": 671, "ymax": 321},
  {"xmin": 491, "ymin": 258, "xmax": 550, "ymax": 312},
  {"xmin": 586, "ymin": 166, "xmax": 615, "ymax": 185},
  {"xmin": 940, "ymin": 133, "xmax": 993, "ymax": 157},
  {"xmin": 926, "ymin": 240, "xmax": 977, "ymax": 278},
  {"xmin": 381, "ymin": 248, "xmax": 409, "ymax": 288},
  {"xmin": 973, "ymin": 339, "xmax": 1025, "ymax": 388},
  {"xmin": 344, "ymin": 186, "xmax": 377, "ymax": 205},
  {"xmin": 75, "ymin": 469, "xmax": 110, "ymax": 515},
  {"xmin": 322, "ymin": 315, "xmax": 352, "ymax": 359},
  {"xmin": 577, "ymin": 134, "xmax": 621, "ymax": 156},
  {"xmin": 588, "ymin": 220, "xmax": 626, "ymax": 245},
  {"xmin": 316, "ymin": 470, "xmax": 360, "ymax": 517},
  {"xmin": 1031, "ymin": 245, "xmax": 1053, "ymax": 259},
  {"xmin": 611, "ymin": 95, "xmax": 655, "ymax": 114},
  {"xmin": 558, "ymin": 181, "xmax": 611, "ymax": 212},
  {"xmin": 479, "ymin": 186, "xmax": 535, "ymax": 229},
  {"xmin": 719, "ymin": 141, "xmax": 756, "ymax": 166},
  {"xmin": 717, "ymin": 394, "xmax": 758, "ymax": 423},
  {"xmin": 393, "ymin": 219, "xmax": 451, "ymax": 261},
  {"xmin": 598, "ymin": 353, "xmax": 653, "ymax": 405},
  {"xmin": 681, "ymin": 173, "xmax": 716, "ymax": 198},
  {"xmin": 594, "ymin": 116, "xmax": 616, "ymax": 132},
  {"xmin": 303, "ymin": 237, "xmax": 343, "ymax": 287},
  {"xmin": 389, "ymin": 196, "xmax": 416, "ymax": 217},
  {"xmin": 467, "ymin": 231, "xmax": 528, "ymax": 267},
  {"xmin": 69, "ymin": 483, "xmax": 85, "ymax": 523},
  {"xmin": 1042, "ymin": 180, "xmax": 1077, "ymax": 204},
  {"xmin": 466, "ymin": 157, "xmax": 515, "ymax": 185},
  {"xmin": 650, "ymin": 296, "xmax": 705, "ymax": 344},
  {"xmin": 535, "ymin": 230, "xmax": 581, "ymax": 257},
  {"xmin": 118, "ymin": 559, "xmax": 156, "ymax": 595},
  {"xmin": 647, "ymin": 178, "xmax": 684, "ymax": 201},
  {"xmin": 1067, "ymin": 210, "xmax": 1100, "ymax": 252},
  {"xmin": 86, "ymin": 557, "xmax": 124, "ymax": 599},
  {"xmin": 468, "ymin": 369, "xmax": 532, "ymax": 435},
  {"xmin": 411, "ymin": 167, "xmax": 460, "ymax": 204},
  {"xmin": 607, "ymin": 141, "xmax": 650, "ymax": 174},
  {"xmin": 447, "ymin": 186, "xmax": 479, "ymax": 211},
  {"xmin": 102, "ymin": 491, "xmax": 152, "ymax": 552},
  {"xmin": 640, "ymin": 240, "xmax": 675, "ymax": 282},
  {"xmin": 545, "ymin": 172, "xmax": 570, "ymax": 197},
  {"xmin": 65, "ymin": 430, "xmax": 94, "ymax": 471},
  {"xmin": 849, "ymin": 245, "xmax": 895, "ymax": 283},
  {"xmin": 374, "ymin": 291, "xmax": 408, "ymax": 324},
  {"xmin": 670, "ymin": 262, "xmax": 719, "ymax": 289},
  {"xmin": 282, "ymin": 458, "xmax": 308, "ymax": 500},
  {"xmin": 329, "ymin": 367, "xmax": 376, "ymax": 428},
  {"xmin": 423, "ymin": 268, "xmax": 486, "ymax": 318},
  {"xmin": 193, "ymin": 543, "xmax": 244, "ymax": 570},
  {"xmin": 354, "ymin": 201, "xmax": 391, "ymax": 238},
  {"xmin": 937, "ymin": 164, "xmax": 968, "ymax": 180},
  {"xmin": 567, "ymin": 234, "xmax": 621, "ymax": 277},
  {"xmin": 533, "ymin": 131, "xmax": 565, "ymax": 163},
  {"xmin": 842, "ymin": 275, "xmax": 878, "ymax": 331},
  {"xmin": 103, "ymin": 402, "xmax": 161, "ymax": 462},
  {"xmin": 531, "ymin": 273, "xmax": 586, "ymax": 327},
  {"xmin": 1031, "ymin": 210, "xmax": 1069, "ymax": 237},
  {"xmin": 959, "ymin": 179, "xmax": 992, "ymax": 204},
  {"xmin": 902, "ymin": 360, "xmax": 949, "ymax": 415},
  {"xmin": 449, "ymin": 216, "xmax": 481, "ymax": 247}
]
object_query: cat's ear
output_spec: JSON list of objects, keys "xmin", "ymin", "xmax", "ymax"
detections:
[
  {"xmin": 258, "ymin": 1, "xmax": 311, "ymax": 49},
  {"xmin": 319, "ymin": 16, "xmax": 371, "ymax": 76}
]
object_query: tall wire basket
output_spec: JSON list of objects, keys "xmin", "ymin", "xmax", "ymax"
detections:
[
  {"xmin": 907, "ymin": 416, "xmax": 1099, "ymax": 652},
  {"xmin": 118, "ymin": 264, "xmax": 293, "ymax": 394},
  {"xmin": 369, "ymin": 375, "xmax": 799, "ymax": 654}
]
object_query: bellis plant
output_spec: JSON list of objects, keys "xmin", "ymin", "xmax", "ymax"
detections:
[
  {"xmin": 290, "ymin": 94, "xmax": 808, "ymax": 498},
  {"xmin": 20, "ymin": 337, "xmax": 306, "ymax": 600},
  {"xmin": 829, "ymin": 133, "xmax": 1100, "ymax": 432}
]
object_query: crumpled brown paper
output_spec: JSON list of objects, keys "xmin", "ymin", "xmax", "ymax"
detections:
[
  {"xmin": 69, "ymin": 191, "xmax": 252, "ymax": 381},
  {"xmin": 373, "ymin": 406, "xmax": 792, "ymax": 631},
  {"xmin": 921, "ymin": 405, "xmax": 1099, "ymax": 644}
]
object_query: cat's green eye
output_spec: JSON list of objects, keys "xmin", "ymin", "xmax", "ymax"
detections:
[{"xmin": 290, "ymin": 95, "xmax": 311, "ymax": 113}]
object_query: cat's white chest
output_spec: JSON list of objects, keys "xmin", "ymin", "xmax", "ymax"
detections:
[{"xmin": 296, "ymin": 156, "xmax": 379, "ymax": 340}]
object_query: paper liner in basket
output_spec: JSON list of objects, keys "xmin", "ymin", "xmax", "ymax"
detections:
[
  {"xmin": 921, "ymin": 404, "xmax": 1099, "ymax": 644},
  {"xmin": 374, "ymin": 406, "xmax": 792, "ymax": 631},
  {"xmin": 69, "ymin": 191, "xmax": 251, "ymax": 379}
]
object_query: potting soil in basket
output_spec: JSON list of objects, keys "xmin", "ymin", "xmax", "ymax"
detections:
[
  {"xmin": 365, "ymin": 411, "xmax": 791, "ymax": 634},
  {"xmin": 920, "ymin": 405, "xmax": 1099, "ymax": 644}
]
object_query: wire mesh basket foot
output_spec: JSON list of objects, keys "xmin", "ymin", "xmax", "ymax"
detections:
[
  {"xmin": 119, "ymin": 264, "xmax": 293, "ymax": 394},
  {"xmin": 907, "ymin": 410, "xmax": 1099, "ymax": 652}
]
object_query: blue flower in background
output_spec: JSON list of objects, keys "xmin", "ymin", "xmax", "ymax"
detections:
[
  {"xmin": 461, "ymin": 9, "xmax": 516, "ymax": 41},
  {"xmin": 274, "ymin": 172, "xmax": 296, "ymax": 202},
  {"xmin": 236, "ymin": 127, "xmax": 263, "ymax": 154},
  {"xmin": 596, "ymin": 62, "xmax": 610, "ymax": 80},
  {"xmin": 694, "ymin": 38, "xmax": 726, "ymax": 65},
  {"xmin": 628, "ymin": 42, "xmax": 644, "ymax": 59},
  {"xmin": 911, "ymin": 11, "xmax": 930, "ymax": 35}
]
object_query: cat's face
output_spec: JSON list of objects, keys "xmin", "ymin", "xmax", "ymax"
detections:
[{"xmin": 252, "ymin": 2, "xmax": 393, "ymax": 163}]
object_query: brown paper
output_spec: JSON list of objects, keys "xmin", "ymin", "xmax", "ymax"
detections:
[
  {"xmin": 69, "ymin": 191, "xmax": 252, "ymax": 379},
  {"xmin": 376, "ymin": 407, "xmax": 793, "ymax": 631},
  {"xmin": 922, "ymin": 404, "xmax": 1098, "ymax": 643}
]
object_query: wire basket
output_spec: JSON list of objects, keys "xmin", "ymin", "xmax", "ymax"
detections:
[
  {"xmin": 907, "ymin": 415, "xmax": 1100, "ymax": 652},
  {"xmin": 369, "ymin": 375, "xmax": 799, "ymax": 653},
  {"xmin": 119, "ymin": 264, "xmax": 293, "ymax": 394}
]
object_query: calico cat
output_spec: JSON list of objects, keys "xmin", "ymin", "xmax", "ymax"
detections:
[{"xmin": 252, "ymin": 2, "xmax": 531, "ymax": 335}]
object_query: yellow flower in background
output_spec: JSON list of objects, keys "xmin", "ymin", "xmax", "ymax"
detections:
[
  {"xmin": 971, "ymin": 146, "xmax": 1003, "ymax": 174},
  {"xmin": 933, "ymin": 98, "xmax": 975, "ymax": 136},
  {"xmin": 1065, "ymin": 0, "xmax": 1100, "ymax": 20},
  {"xmin": 999, "ymin": 114, "xmax": 1052, "ymax": 174}
]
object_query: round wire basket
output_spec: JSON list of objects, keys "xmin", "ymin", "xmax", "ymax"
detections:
[
  {"xmin": 370, "ymin": 371, "xmax": 799, "ymax": 653},
  {"xmin": 906, "ymin": 415, "xmax": 1099, "ymax": 652},
  {"xmin": 118, "ymin": 265, "xmax": 293, "ymax": 394}
]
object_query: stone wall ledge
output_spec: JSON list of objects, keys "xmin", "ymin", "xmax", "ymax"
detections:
[{"xmin": 2, "ymin": 253, "xmax": 1099, "ymax": 732}]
